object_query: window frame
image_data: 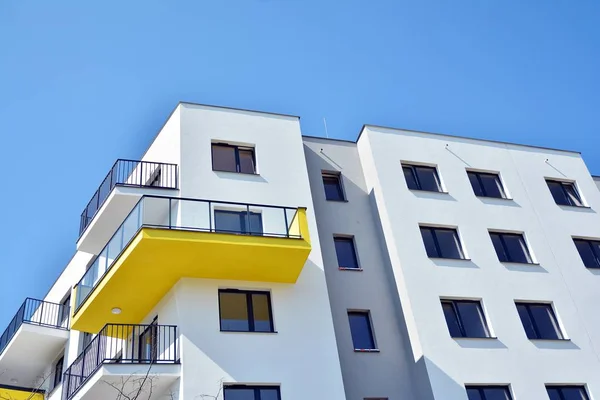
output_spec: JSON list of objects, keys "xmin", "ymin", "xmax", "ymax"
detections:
[
  {"xmin": 402, "ymin": 163, "xmax": 443, "ymax": 192},
  {"xmin": 545, "ymin": 179, "xmax": 584, "ymax": 207},
  {"xmin": 441, "ymin": 299, "xmax": 491, "ymax": 339},
  {"xmin": 322, "ymin": 171, "xmax": 346, "ymax": 201},
  {"xmin": 466, "ymin": 170, "xmax": 507, "ymax": 199},
  {"xmin": 465, "ymin": 385, "xmax": 513, "ymax": 400},
  {"xmin": 218, "ymin": 289, "xmax": 275, "ymax": 333},
  {"xmin": 515, "ymin": 302, "xmax": 564, "ymax": 340},
  {"xmin": 489, "ymin": 231, "xmax": 534, "ymax": 264},
  {"xmin": 347, "ymin": 310, "xmax": 377, "ymax": 351},
  {"xmin": 573, "ymin": 238, "xmax": 600, "ymax": 268},
  {"xmin": 223, "ymin": 385, "xmax": 281, "ymax": 400},
  {"xmin": 214, "ymin": 209, "xmax": 264, "ymax": 235},
  {"xmin": 52, "ymin": 355, "xmax": 64, "ymax": 390},
  {"xmin": 420, "ymin": 226, "xmax": 466, "ymax": 259},
  {"xmin": 546, "ymin": 385, "xmax": 590, "ymax": 400},
  {"xmin": 211, "ymin": 142, "xmax": 257, "ymax": 174},
  {"xmin": 333, "ymin": 236, "xmax": 360, "ymax": 270}
]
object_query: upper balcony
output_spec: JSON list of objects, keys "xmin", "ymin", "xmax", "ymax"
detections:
[
  {"xmin": 77, "ymin": 159, "xmax": 178, "ymax": 254},
  {"xmin": 0, "ymin": 298, "xmax": 69, "ymax": 390},
  {"xmin": 71, "ymin": 195, "xmax": 311, "ymax": 333}
]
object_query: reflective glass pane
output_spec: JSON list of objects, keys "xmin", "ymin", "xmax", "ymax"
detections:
[
  {"xmin": 530, "ymin": 304, "xmax": 562, "ymax": 339},
  {"xmin": 238, "ymin": 149, "xmax": 256, "ymax": 174},
  {"xmin": 420, "ymin": 228, "xmax": 439, "ymax": 258},
  {"xmin": 502, "ymin": 234, "xmax": 532, "ymax": 263},
  {"xmin": 547, "ymin": 181, "xmax": 570, "ymax": 205},
  {"xmin": 259, "ymin": 388, "xmax": 280, "ymax": 400},
  {"xmin": 435, "ymin": 229, "xmax": 464, "ymax": 259},
  {"xmin": 456, "ymin": 302, "xmax": 489, "ymax": 338},
  {"xmin": 442, "ymin": 302, "xmax": 462, "ymax": 337},
  {"xmin": 252, "ymin": 294, "xmax": 273, "ymax": 332},
  {"xmin": 212, "ymin": 145, "xmax": 237, "ymax": 172},
  {"xmin": 348, "ymin": 312, "xmax": 375, "ymax": 349},
  {"xmin": 468, "ymin": 172, "xmax": 484, "ymax": 197},
  {"xmin": 560, "ymin": 387, "xmax": 589, "ymax": 400},
  {"xmin": 490, "ymin": 233, "xmax": 509, "ymax": 262},
  {"xmin": 415, "ymin": 166, "xmax": 441, "ymax": 192},
  {"xmin": 219, "ymin": 292, "xmax": 249, "ymax": 331},
  {"xmin": 334, "ymin": 238, "xmax": 359, "ymax": 269},
  {"xmin": 403, "ymin": 166, "xmax": 419, "ymax": 190},
  {"xmin": 480, "ymin": 174, "xmax": 505, "ymax": 198},
  {"xmin": 574, "ymin": 240, "xmax": 600, "ymax": 268},
  {"xmin": 323, "ymin": 175, "xmax": 345, "ymax": 201},
  {"xmin": 516, "ymin": 303, "xmax": 537, "ymax": 339},
  {"xmin": 247, "ymin": 212, "xmax": 263, "ymax": 235},
  {"xmin": 214, "ymin": 211, "xmax": 243, "ymax": 233},
  {"xmin": 466, "ymin": 388, "xmax": 483, "ymax": 400},
  {"xmin": 564, "ymin": 183, "xmax": 583, "ymax": 207},
  {"xmin": 546, "ymin": 388, "xmax": 562, "ymax": 400},
  {"xmin": 224, "ymin": 388, "xmax": 255, "ymax": 400},
  {"xmin": 482, "ymin": 387, "xmax": 512, "ymax": 400}
]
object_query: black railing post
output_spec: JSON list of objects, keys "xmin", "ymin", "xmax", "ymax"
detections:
[
  {"xmin": 209, "ymin": 201, "xmax": 212, "ymax": 232},
  {"xmin": 39, "ymin": 300, "xmax": 44, "ymax": 326},
  {"xmin": 168, "ymin": 198, "xmax": 172, "ymax": 228},
  {"xmin": 283, "ymin": 208, "xmax": 289, "ymax": 238},
  {"xmin": 246, "ymin": 204, "xmax": 251, "ymax": 235}
]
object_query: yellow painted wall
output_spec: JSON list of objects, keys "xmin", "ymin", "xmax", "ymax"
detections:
[{"xmin": 0, "ymin": 388, "xmax": 44, "ymax": 400}]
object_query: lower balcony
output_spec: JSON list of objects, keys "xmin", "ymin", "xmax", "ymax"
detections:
[
  {"xmin": 72, "ymin": 196, "xmax": 311, "ymax": 333},
  {"xmin": 63, "ymin": 323, "xmax": 180, "ymax": 400},
  {"xmin": 0, "ymin": 298, "xmax": 70, "ymax": 390}
]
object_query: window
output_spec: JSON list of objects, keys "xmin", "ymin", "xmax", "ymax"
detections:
[
  {"xmin": 546, "ymin": 179, "xmax": 583, "ymax": 207},
  {"xmin": 224, "ymin": 386, "xmax": 281, "ymax": 400},
  {"xmin": 441, "ymin": 299, "xmax": 491, "ymax": 338},
  {"xmin": 515, "ymin": 302, "xmax": 563, "ymax": 340},
  {"xmin": 420, "ymin": 226, "xmax": 465, "ymax": 259},
  {"xmin": 80, "ymin": 332, "xmax": 93, "ymax": 352},
  {"xmin": 348, "ymin": 311, "xmax": 376, "ymax": 350},
  {"xmin": 214, "ymin": 210, "xmax": 263, "ymax": 235},
  {"xmin": 322, "ymin": 172, "xmax": 345, "ymax": 201},
  {"xmin": 489, "ymin": 232, "xmax": 533, "ymax": 264},
  {"xmin": 52, "ymin": 356, "xmax": 64, "ymax": 390},
  {"xmin": 334, "ymin": 237, "xmax": 359, "ymax": 269},
  {"xmin": 402, "ymin": 164, "xmax": 443, "ymax": 192},
  {"xmin": 59, "ymin": 294, "xmax": 70, "ymax": 326},
  {"xmin": 212, "ymin": 143, "xmax": 256, "ymax": 174},
  {"xmin": 573, "ymin": 238, "xmax": 600, "ymax": 268},
  {"xmin": 466, "ymin": 386, "xmax": 512, "ymax": 400},
  {"xmin": 467, "ymin": 171, "xmax": 506, "ymax": 199},
  {"xmin": 546, "ymin": 386, "xmax": 589, "ymax": 400},
  {"xmin": 219, "ymin": 290, "xmax": 274, "ymax": 332}
]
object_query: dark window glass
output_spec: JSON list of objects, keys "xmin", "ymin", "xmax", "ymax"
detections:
[
  {"xmin": 219, "ymin": 290, "xmax": 274, "ymax": 333},
  {"xmin": 214, "ymin": 210, "xmax": 263, "ymax": 235},
  {"xmin": 546, "ymin": 386, "xmax": 589, "ymax": 400},
  {"xmin": 573, "ymin": 239, "xmax": 600, "ymax": 268},
  {"xmin": 59, "ymin": 295, "xmax": 70, "ymax": 326},
  {"xmin": 420, "ymin": 227, "xmax": 464, "ymax": 259},
  {"xmin": 348, "ymin": 311, "xmax": 376, "ymax": 350},
  {"xmin": 402, "ymin": 164, "xmax": 442, "ymax": 192},
  {"xmin": 466, "ymin": 386, "xmax": 512, "ymax": 400},
  {"xmin": 53, "ymin": 356, "xmax": 64, "ymax": 389},
  {"xmin": 322, "ymin": 173, "xmax": 345, "ymax": 201},
  {"xmin": 334, "ymin": 237, "xmax": 359, "ymax": 269},
  {"xmin": 467, "ymin": 171, "xmax": 506, "ymax": 199},
  {"xmin": 224, "ymin": 387, "xmax": 281, "ymax": 400},
  {"xmin": 489, "ymin": 232, "xmax": 533, "ymax": 263},
  {"xmin": 441, "ymin": 300, "xmax": 490, "ymax": 338},
  {"xmin": 212, "ymin": 143, "xmax": 256, "ymax": 174},
  {"xmin": 546, "ymin": 180, "xmax": 583, "ymax": 207},
  {"xmin": 80, "ymin": 332, "xmax": 93, "ymax": 352},
  {"xmin": 515, "ymin": 303, "xmax": 563, "ymax": 340}
]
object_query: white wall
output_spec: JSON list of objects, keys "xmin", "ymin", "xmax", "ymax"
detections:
[{"xmin": 358, "ymin": 126, "xmax": 600, "ymax": 399}]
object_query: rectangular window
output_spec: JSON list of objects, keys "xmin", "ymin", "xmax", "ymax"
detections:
[
  {"xmin": 467, "ymin": 171, "xmax": 506, "ymax": 199},
  {"xmin": 334, "ymin": 237, "xmax": 359, "ymax": 269},
  {"xmin": 466, "ymin": 386, "xmax": 512, "ymax": 400},
  {"xmin": 546, "ymin": 179, "xmax": 583, "ymax": 207},
  {"xmin": 219, "ymin": 290, "xmax": 274, "ymax": 333},
  {"xmin": 59, "ymin": 294, "xmax": 70, "ymax": 326},
  {"xmin": 52, "ymin": 356, "xmax": 64, "ymax": 389},
  {"xmin": 441, "ymin": 299, "xmax": 491, "ymax": 338},
  {"xmin": 348, "ymin": 311, "xmax": 376, "ymax": 350},
  {"xmin": 573, "ymin": 238, "xmax": 600, "ymax": 268},
  {"xmin": 402, "ymin": 164, "xmax": 442, "ymax": 192},
  {"xmin": 212, "ymin": 143, "xmax": 256, "ymax": 174},
  {"xmin": 80, "ymin": 332, "xmax": 93, "ymax": 353},
  {"xmin": 420, "ymin": 226, "xmax": 465, "ymax": 259},
  {"xmin": 322, "ymin": 172, "xmax": 345, "ymax": 201},
  {"xmin": 214, "ymin": 210, "xmax": 263, "ymax": 235},
  {"xmin": 515, "ymin": 302, "xmax": 563, "ymax": 340},
  {"xmin": 546, "ymin": 386, "xmax": 589, "ymax": 400},
  {"xmin": 489, "ymin": 232, "xmax": 533, "ymax": 264},
  {"xmin": 224, "ymin": 386, "xmax": 281, "ymax": 400}
]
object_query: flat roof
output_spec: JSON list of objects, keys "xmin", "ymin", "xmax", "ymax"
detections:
[{"xmin": 179, "ymin": 101, "xmax": 300, "ymax": 119}]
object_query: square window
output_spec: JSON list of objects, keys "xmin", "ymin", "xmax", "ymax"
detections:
[
  {"xmin": 420, "ymin": 227, "xmax": 465, "ymax": 259},
  {"xmin": 348, "ymin": 311, "xmax": 376, "ymax": 350},
  {"xmin": 546, "ymin": 386, "xmax": 589, "ymax": 400},
  {"xmin": 466, "ymin": 386, "xmax": 512, "ymax": 400},
  {"xmin": 515, "ymin": 302, "xmax": 563, "ymax": 340},
  {"xmin": 441, "ymin": 299, "xmax": 491, "ymax": 338},
  {"xmin": 334, "ymin": 237, "xmax": 359, "ymax": 269},
  {"xmin": 546, "ymin": 179, "xmax": 583, "ymax": 207},
  {"xmin": 573, "ymin": 238, "xmax": 600, "ymax": 268},
  {"xmin": 322, "ymin": 172, "xmax": 345, "ymax": 201},
  {"xmin": 212, "ymin": 143, "xmax": 256, "ymax": 174},
  {"xmin": 214, "ymin": 210, "xmax": 263, "ymax": 235},
  {"xmin": 467, "ymin": 171, "xmax": 506, "ymax": 199},
  {"xmin": 402, "ymin": 164, "xmax": 442, "ymax": 192},
  {"xmin": 489, "ymin": 232, "xmax": 533, "ymax": 264},
  {"xmin": 224, "ymin": 386, "xmax": 281, "ymax": 400},
  {"xmin": 219, "ymin": 290, "xmax": 274, "ymax": 333}
]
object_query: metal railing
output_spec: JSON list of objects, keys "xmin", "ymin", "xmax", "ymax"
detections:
[
  {"xmin": 79, "ymin": 159, "xmax": 178, "ymax": 236},
  {"xmin": 0, "ymin": 298, "xmax": 70, "ymax": 356},
  {"xmin": 75, "ymin": 195, "xmax": 304, "ymax": 311},
  {"xmin": 62, "ymin": 323, "xmax": 178, "ymax": 400}
]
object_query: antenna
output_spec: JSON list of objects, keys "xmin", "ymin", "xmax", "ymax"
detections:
[{"xmin": 323, "ymin": 117, "xmax": 329, "ymax": 139}]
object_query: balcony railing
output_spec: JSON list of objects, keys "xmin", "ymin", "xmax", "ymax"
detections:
[
  {"xmin": 0, "ymin": 298, "xmax": 70, "ymax": 356},
  {"xmin": 79, "ymin": 159, "xmax": 178, "ymax": 236},
  {"xmin": 74, "ymin": 195, "xmax": 304, "ymax": 311},
  {"xmin": 62, "ymin": 323, "xmax": 178, "ymax": 400}
]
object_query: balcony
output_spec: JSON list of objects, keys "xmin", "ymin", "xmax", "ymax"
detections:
[
  {"xmin": 62, "ymin": 323, "xmax": 179, "ymax": 400},
  {"xmin": 71, "ymin": 195, "xmax": 311, "ymax": 333},
  {"xmin": 0, "ymin": 298, "xmax": 70, "ymax": 390},
  {"xmin": 77, "ymin": 159, "xmax": 178, "ymax": 254}
]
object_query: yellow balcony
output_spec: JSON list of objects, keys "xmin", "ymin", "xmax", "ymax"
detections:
[{"xmin": 72, "ymin": 196, "xmax": 311, "ymax": 333}]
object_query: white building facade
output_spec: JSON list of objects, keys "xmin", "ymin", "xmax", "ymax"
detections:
[{"xmin": 0, "ymin": 103, "xmax": 599, "ymax": 400}]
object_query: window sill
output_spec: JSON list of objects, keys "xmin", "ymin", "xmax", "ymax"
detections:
[
  {"xmin": 476, "ymin": 195, "xmax": 514, "ymax": 201},
  {"xmin": 452, "ymin": 336, "xmax": 498, "ymax": 340},
  {"xmin": 409, "ymin": 189, "xmax": 449, "ymax": 194},
  {"xmin": 529, "ymin": 338, "xmax": 570, "ymax": 342},
  {"xmin": 220, "ymin": 330, "xmax": 278, "ymax": 334},
  {"xmin": 558, "ymin": 204, "xmax": 591, "ymax": 210},
  {"xmin": 339, "ymin": 267, "xmax": 363, "ymax": 271},
  {"xmin": 213, "ymin": 169, "xmax": 260, "ymax": 176},
  {"xmin": 501, "ymin": 261, "xmax": 540, "ymax": 266},
  {"xmin": 354, "ymin": 348, "xmax": 380, "ymax": 353},
  {"xmin": 326, "ymin": 199, "xmax": 349, "ymax": 203},
  {"xmin": 429, "ymin": 257, "xmax": 471, "ymax": 261}
]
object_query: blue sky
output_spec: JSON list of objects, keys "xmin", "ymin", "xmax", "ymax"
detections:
[{"xmin": 0, "ymin": 1, "xmax": 598, "ymax": 326}]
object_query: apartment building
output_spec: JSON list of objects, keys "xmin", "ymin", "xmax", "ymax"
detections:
[{"xmin": 1, "ymin": 102, "xmax": 599, "ymax": 400}]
